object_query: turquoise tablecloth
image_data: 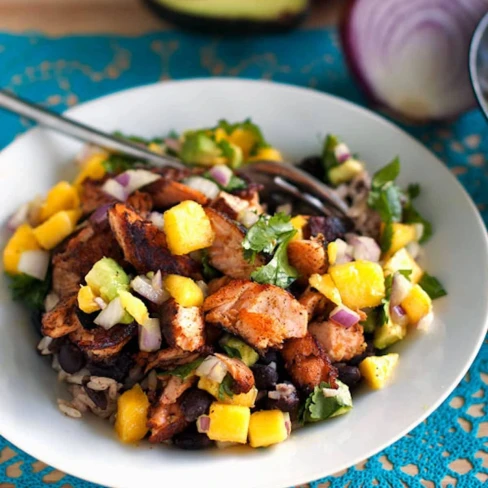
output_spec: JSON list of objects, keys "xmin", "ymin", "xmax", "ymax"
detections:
[{"xmin": 0, "ymin": 28, "xmax": 486, "ymax": 488}]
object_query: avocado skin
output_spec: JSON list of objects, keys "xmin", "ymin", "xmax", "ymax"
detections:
[{"xmin": 143, "ymin": 0, "xmax": 309, "ymax": 35}]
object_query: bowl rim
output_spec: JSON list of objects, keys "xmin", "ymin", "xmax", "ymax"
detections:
[{"xmin": 469, "ymin": 10, "xmax": 488, "ymax": 122}]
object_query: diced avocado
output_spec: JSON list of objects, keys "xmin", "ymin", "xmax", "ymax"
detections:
[
  {"xmin": 373, "ymin": 317, "xmax": 407, "ymax": 350},
  {"xmin": 328, "ymin": 159, "xmax": 364, "ymax": 186},
  {"xmin": 221, "ymin": 141, "xmax": 243, "ymax": 169},
  {"xmin": 180, "ymin": 131, "xmax": 222, "ymax": 166},
  {"xmin": 85, "ymin": 257, "xmax": 129, "ymax": 302},
  {"xmin": 219, "ymin": 335, "xmax": 259, "ymax": 366}
]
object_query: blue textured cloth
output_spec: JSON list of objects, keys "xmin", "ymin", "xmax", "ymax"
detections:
[{"xmin": 0, "ymin": 28, "xmax": 486, "ymax": 488}]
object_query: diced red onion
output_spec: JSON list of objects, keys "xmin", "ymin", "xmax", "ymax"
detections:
[
  {"xmin": 94, "ymin": 297, "xmax": 126, "ymax": 330},
  {"xmin": 94, "ymin": 297, "xmax": 107, "ymax": 310},
  {"xmin": 183, "ymin": 176, "xmax": 220, "ymax": 200},
  {"xmin": 18, "ymin": 250, "xmax": 50, "ymax": 280},
  {"xmin": 124, "ymin": 169, "xmax": 161, "ymax": 194},
  {"xmin": 239, "ymin": 209, "xmax": 260, "ymax": 228},
  {"xmin": 196, "ymin": 280, "xmax": 209, "ymax": 298},
  {"xmin": 44, "ymin": 292, "xmax": 60, "ymax": 312},
  {"xmin": 335, "ymin": 238, "xmax": 354, "ymax": 265},
  {"xmin": 196, "ymin": 355, "xmax": 228, "ymax": 383},
  {"xmin": 417, "ymin": 311, "xmax": 434, "ymax": 331},
  {"xmin": 347, "ymin": 234, "xmax": 381, "ymax": 262},
  {"xmin": 7, "ymin": 203, "xmax": 29, "ymax": 231},
  {"xmin": 151, "ymin": 270, "xmax": 163, "ymax": 291},
  {"xmin": 197, "ymin": 415, "xmax": 210, "ymax": 433},
  {"xmin": 341, "ymin": 0, "xmax": 487, "ymax": 120},
  {"xmin": 131, "ymin": 275, "xmax": 169, "ymax": 305},
  {"xmin": 334, "ymin": 143, "xmax": 351, "ymax": 163},
  {"xmin": 322, "ymin": 387, "xmax": 339, "ymax": 398},
  {"xmin": 139, "ymin": 318, "xmax": 162, "ymax": 352},
  {"xmin": 164, "ymin": 137, "xmax": 182, "ymax": 154},
  {"xmin": 276, "ymin": 203, "xmax": 292, "ymax": 215},
  {"xmin": 283, "ymin": 412, "xmax": 291, "ymax": 436},
  {"xmin": 390, "ymin": 272, "xmax": 413, "ymax": 307},
  {"xmin": 329, "ymin": 305, "xmax": 360, "ymax": 328},
  {"xmin": 208, "ymin": 164, "xmax": 233, "ymax": 187},
  {"xmin": 406, "ymin": 241, "xmax": 421, "ymax": 260},
  {"xmin": 102, "ymin": 179, "xmax": 128, "ymax": 201},
  {"xmin": 115, "ymin": 172, "xmax": 130, "ymax": 187},
  {"xmin": 413, "ymin": 223, "xmax": 424, "ymax": 241},
  {"xmin": 390, "ymin": 304, "xmax": 409, "ymax": 328},
  {"xmin": 149, "ymin": 212, "xmax": 164, "ymax": 230},
  {"xmin": 89, "ymin": 204, "xmax": 112, "ymax": 225}
]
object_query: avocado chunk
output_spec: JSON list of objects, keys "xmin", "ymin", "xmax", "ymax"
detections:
[
  {"xmin": 373, "ymin": 317, "xmax": 407, "ymax": 350},
  {"xmin": 144, "ymin": 0, "xmax": 309, "ymax": 35},
  {"xmin": 328, "ymin": 159, "xmax": 364, "ymax": 186},
  {"xmin": 85, "ymin": 257, "xmax": 129, "ymax": 303},
  {"xmin": 180, "ymin": 132, "xmax": 222, "ymax": 166},
  {"xmin": 219, "ymin": 335, "xmax": 259, "ymax": 366}
]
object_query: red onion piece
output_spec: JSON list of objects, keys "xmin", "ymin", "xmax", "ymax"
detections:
[
  {"xmin": 18, "ymin": 250, "xmax": 50, "ymax": 280},
  {"xmin": 164, "ymin": 138, "xmax": 182, "ymax": 154},
  {"xmin": 417, "ymin": 311, "xmax": 434, "ymax": 331},
  {"xmin": 329, "ymin": 305, "xmax": 360, "ymax": 328},
  {"xmin": 197, "ymin": 415, "xmax": 210, "ymax": 433},
  {"xmin": 390, "ymin": 304, "xmax": 409, "ymax": 328},
  {"xmin": 94, "ymin": 297, "xmax": 126, "ymax": 330},
  {"xmin": 196, "ymin": 280, "xmax": 209, "ymax": 298},
  {"xmin": 94, "ymin": 297, "xmax": 107, "ymax": 310},
  {"xmin": 44, "ymin": 292, "xmax": 60, "ymax": 312},
  {"xmin": 390, "ymin": 272, "xmax": 413, "ymax": 307},
  {"xmin": 209, "ymin": 164, "xmax": 233, "ymax": 187},
  {"xmin": 115, "ymin": 172, "xmax": 130, "ymax": 187},
  {"xmin": 347, "ymin": 234, "xmax": 381, "ymax": 262},
  {"xmin": 149, "ymin": 212, "xmax": 164, "ymax": 230},
  {"xmin": 334, "ymin": 143, "xmax": 351, "ymax": 163},
  {"xmin": 89, "ymin": 204, "xmax": 112, "ymax": 225},
  {"xmin": 334, "ymin": 239, "xmax": 354, "ymax": 265},
  {"xmin": 341, "ymin": 0, "xmax": 487, "ymax": 120},
  {"xmin": 125, "ymin": 170, "xmax": 161, "ymax": 194},
  {"xmin": 183, "ymin": 176, "xmax": 220, "ymax": 200},
  {"xmin": 283, "ymin": 412, "xmax": 291, "ymax": 436},
  {"xmin": 151, "ymin": 270, "xmax": 163, "ymax": 291},
  {"xmin": 196, "ymin": 355, "xmax": 228, "ymax": 383},
  {"xmin": 406, "ymin": 241, "xmax": 421, "ymax": 260},
  {"xmin": 131, "ymin": 275, "xmax": 169, "ymax": 305},
  {"xmin": 102, "ymin": 179, "xmax": 128, "ymax": 201},
  {"xmin": 7, "ymin": 203, "xmax": 29, "ymax": 231},
  {"xmin": 239, "ymin": 209, "xmax": 260, "ymax": 228},
  {"xmin": 139, "ymin": 318, "xmax": 162, "ymax": 352}
]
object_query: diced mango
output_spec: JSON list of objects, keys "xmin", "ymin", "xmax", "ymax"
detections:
[
  {"xmin": 329, "ymin": 261, "xmax": 385, "ymax": 309},
  {"xmin": 206, "ymin": 403, "xmax": 250, "ymax": 444},
  {"xmin": 401, "ymin": 284, "xmax": 432, "ymax": 325},
  {"xmin": 290, "ymin": 215, "xmax": 308, "ymax": 241},
  {"xmin": 115, "ymin": 384, "xmax": 150, "ymax": 443},
  {"xmin": 77, "ymin": 286, "xmax": 100, "ymax": 314},
  {"xmin": 248, "ymin": 147, "xmax": 283, "ymax": 163},
  {"xmin": 383, "ymin": 248, "xmax": 423, "ymax": 284},
  {"xmin": 118, "ymin": 290, "xmax": 149, "ymax": 325},
  {"xmin": 164, "ymin": 275, "xmax": 204, "ymax": 307},
  {"xmin": 198, "ymin": 376, "xmax": 257, "ymax": 408},
  {"xmin": 384, "ymin": 223, "xmax": 417, "ymax": 256},
  {"xmin": 327, "ymin": 241, "xmax": 338, "ymax": 266},
  {"xmin": 3, "ymin": 224, "xmax": 41, "ymax": 274},
  {"xmin": 39, "ymin": 181, "xmax": 80, "ymax": 222},
  {"xmin": 73, "ymin": 152, "xmax": 108, "ymax": 189},
  {"xmin": 359, "ymin": 354, "xmax": 399, "ymax": 390},
  {"xmin": 163, "ymin": 201, "xmax": 214, "ymax": 255},
  {"xmin": 309, "ymin": 273, "xmax": 342, "ymax": 305},
  {"xmin": 248, "ymin": 410, "xmax": 289, "ymax": 448},
  {"xmin": 32, "ymin": 209, "xmax": 81, "ymax": 250},
  {"xmin": 148, "ymin": 142, "xmax": 165, "ymax": 155},
  {"xmin": 227, "ymin": 128, "xmax": 258, "ymax": 160}
]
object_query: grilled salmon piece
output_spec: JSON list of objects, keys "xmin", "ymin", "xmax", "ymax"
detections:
[
  {"xmin": 298, "ymin": 287, "xmax": 328, "ymax": 322},
  {"xmin": 160, "ymin": 298, "xmax": 205, "ymax": 352},
  {"xmin": 207, "ymin": 276, "xmax": 232, "ymax": 295},
  {"xmin": 145, "ymin": 179, "xmax": 208, "ymax": 209},
  {"xmin": 158, "ymin": 376, "xmax": 196, "ymax": 405},
  {"xmin": 287, "ymin": 238, "xmax": 327, "ymax": 281},
  {"xmin": 42, "ymin": 294, "xmax": 81, "ymax": 338},
  {"xmin": 204, "ymin": 208, "xmax": 264, "ymax": 280},
  {"xmin": 281, "ymin": 333, "xmax": 338, "ymax": 391},
  {"xmin": 204, "ymin": 280, "xmax": 307, "ymax": 350},
  {"xmin": 52, "ymin": 223, "xmax": 123, "ymax": 297},
  {"xmin": 147, "ymin": 400, "xmax": 187, "ymax": 443},
  {"xmin": 108, "ymin": 203, "xmax": 199, "ymax": 276},
  {"xmin": 309, "ymin": 320, "xmax": 366, "ymax": 363},
  {"xmin": 211, "ymin": 191, "xmax": 263, "ymax": 221},
  {"xmin": 214, "ymin": 353, "xmax": 255, "ymax": 394},
  {"xmin": 141, "ymin": 347, "xmax": 203, "ymax": 374}
]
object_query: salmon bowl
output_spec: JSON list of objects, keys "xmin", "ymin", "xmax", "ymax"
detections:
[{"xmin": 0, "ymin": 79, "xmax": 486, "ymax": 488}]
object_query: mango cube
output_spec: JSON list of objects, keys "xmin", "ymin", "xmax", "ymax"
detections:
[
  {"xmin": 115, "ymin": 384, "xmax": 150, "ymax": 443},
  {"xmin": 329, "ymin": 260, "xmax": 385, "ymax": 309},
  {"xmin": 3, "ymin": 224, "xmax": 41, "ymax": 274},
  {"xmin": 309, "ymin": 273, "xmax": 342, "ymax": 305},
  {"xmin": 206, "ymin": 403, "xmax": 250, "ymax": 444},
  {"xmin": 39, "ymin": 181, "xmax": 80, "ymax": 222},
  {"xmin": 383, "ymin": 248, "xmax": 423, "ymax": 284},
  {"xmin": 32, "ymin": 209, "xmax": 81, "ymax": 250},
  {"xmin": 327, "ymin": 241, "xmax": 338, "ymax": 266},
  {"xmin": 74, "ymin": 152, "xmax": 108, "ymax": 189},
  {"xmin": 118, "ymin": 290, "xmax": 149, "ymax": 325},
  {"xmin": 164, "ymin": 200, "xmax": 214, "ymax": 255},
  {"xmin": 401, "ymin": 284, "xmax": 432, "ymax": 325},
  {"xmin": 248, "ymin": 147, "xmax": 283, "ymax": 163},
  {"xmin": 290, "ymin": 215, "xmax": 308, "ymax": 241},
  {"xmin": 165, "ymin": 275, "xmax": 204, "ymax": 307},
  {"xmin": 359, "ymin": 354, "xmax": 399, "ymax": 390},
  {"xmin": 198, "ymin": 376, "xmax": 257, "ymax": 408},
  {"xmin": 248, "ymin": 410, "xmax": 289, "ymax": 448},
  {"xmin": 227, "ymin": 127, "xmax": 257, "ymax": 159},
  {"xmin": 385, "ymin": 223, "xmax": 416, "ymax": 256},
  {"xmin": 77, "ymin": 286, "xmax": 100, "ymax": 314}
]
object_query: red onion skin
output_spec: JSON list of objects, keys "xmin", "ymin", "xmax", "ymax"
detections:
[
  {"xmin": 330, "ymin": 307, "xmax": 360, "ymax": 328},
  {"xmin": 115, "ymin": 172, "xmax": 130, "ymax": 187},
  {"xmin": 89, "ymin": 204, "xmax": 112, "ymax": 225}
]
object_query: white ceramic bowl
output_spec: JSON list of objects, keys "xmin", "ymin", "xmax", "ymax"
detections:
[{"xmin": 0, "ymin": 79, "xmax": 486, "ymax": 488}]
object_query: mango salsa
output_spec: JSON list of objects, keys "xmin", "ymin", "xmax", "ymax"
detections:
[
  {"xmin": 163, "ymin": 200, "xmax": 214, "ymax": 255},
  {"xmin": 290, "ymin": 215, "xmax": 308, "ymax": 241},
  {"xmin": 32, "ymin": 209, "xmax": 81, "ymax": 250},
  {"xmin": 197, "ymin": 376, "xmax": 257, "ymax": 408},
  {"xmin": 248, "ymin": 410, "xmax": 289, "ymax": 448},
  {"xmin": 327, "ymin": 241, "xmax": 338, "ymax": 266},
  {"xmin": 3, "ymin": 224, "xmax": 41, "ymax": 274},
  {"xmin": 384, "ymin": 223, "xmax": 417, "ymax": 256},
  {"xmin": 329, "ymin": 260, "xmax": 385, "ymax": 309},
  {"xmin": 77, "ymin": 286, "xmax": 100, "ymax": 314},
  {"xmin": 39, "ymin": 181, "xmax": 80, "ymax": 222},
  {"xmin": 401, "ymin": 284, "xmax": 432, "ymax": 325},
  {"xmin": 309, "ymin": 273, "xmax": 342, "ymax": 305},
  {"xmin": 227, "ymin": 127, "xmax": 257, "ymax": 160},
  {"xmin": 115, "ymin": 384, "xmax": 150, "ymax": 443},
  {"xmin": 359, "ymin": 354, "xmax": 399, "ymax": 390},
  {"xmin": 248, "ymin": 147, "xmax": 283, "ymax": 163},
  {"xmin": 205, "ymin": 403, "xmax": 250, "ymax": 444},
  {"xmin": 383, "ymin": 248, "xmax": 423, "ymax": 284},
  {"xmin": 73, "ymin": 152, "xmax": 108, "ymax": 189},
  {"xmin": 164, "ymin": 275, "xmax": 204, "ymax": 307},
  {"xmin": 118, "ymin": 290, "xmax": 149, "ymax": 325}
]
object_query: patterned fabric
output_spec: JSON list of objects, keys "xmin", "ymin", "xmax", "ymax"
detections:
[{"xmin": 0, "ymin": 28, "xmax": 486, "ymax": 488}]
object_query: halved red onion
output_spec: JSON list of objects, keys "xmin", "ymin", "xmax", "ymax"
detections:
[
  {"xmin": 7, "ymin": 203, "xmax": 29, "ymax": 231},
  {"xmin": 183, "ymin": 176, "xmax": 220, "ymax": 200},
  {"xmin": 197, "ymin": 415, "xmax": 210, "ymax": 433},
  {"xmin": 149, "ymin": 212, "xmax": 164, "ymax": 230},
  {"xmin": 347, "ymin": 234, "xmax": 381, "ymax": 262},
  {"xmin": 329, "ymin": 305, "xmax": 360, "ymax": 328},
  {"xmin": 390, "ymin": 272, "xmax": 413, "ymax": 307},
  {"xmin": 390, "ymin": 304, "xmax": 409, "ymax": 328},
  {"xmin": 209, "ymin": 164, "xmax": 233, "ymax": 187},
  {"xmin": 196, "ymin": 355, "xmax": 228, "ymax": 383},
  {"xmin": 89, "ymin": 204, "xmax": 112, "ymax": 225},
  {"xmin": 417, "ymin": 311, "xmax": 434, "ymax": 331},
  {"xmin": 131, "ymin": 275, "xmax": 169, "ymax": 305},
  {"xmin": 18, "ymin": 250, "xmax": 50, "ymax": 280},
  {"xmin": 334, "ymin": 143, "xmax": 351, "ymax": 163},
  {"xmin": 341, "ymin": 0, "xmax": 487, "ymax": 120},
  {"xmin": 239, "ymin": 209, "xmax": 260, "ymax": 228},
  {"xmin": 44, "ymin": 292, "xmax": 60, "ymax": 312},
  {"xmin": 164, "ymin": 137, "xmax": 182, "ymax": 154},
  {"xmin": 283, "ymin": 412, "xmax": 291, "ymax": 436},
  {"xmin": 334, "ymin": 239, "xmax": 354, "ymax": 265},
  {"xmin": 139, "ymin": 318, "xmax": 162, "ymax": 352},
  {"xmin": 94, "ymin": 297, "xmax": 126, "ymax": 330},
  {"xmin": 102, "ymin": 179, "xmax": 128, "ymax": 201}
]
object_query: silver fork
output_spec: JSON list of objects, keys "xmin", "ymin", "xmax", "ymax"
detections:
[{"xmin": 0, "ymin": 90, "xmax": 349, "ymax": 217}]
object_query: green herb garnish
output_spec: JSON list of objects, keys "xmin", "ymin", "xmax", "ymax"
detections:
[
  {"xmin": 418, "ymin": 273, "xmax": 447, "ymax": 300},
  {"xmin": 8, "ymin": 271, "xmax": 51, "ymax": 310},
  {"xmin": 218, "ymin": 374, "xmax": 235, "ymax": 400},
  {"xmin": 158, "ymin": 357, "xmax": 205, "ymax": 380}
]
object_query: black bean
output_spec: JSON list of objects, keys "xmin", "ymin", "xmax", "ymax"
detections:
[
  {"xmin": 335, "ymin": 363, "xmax": 362, "ymax": 387},
  {"xmin": 265, "ymin": 383, "xmax": 300, "ymax": 414},
  {"xmin": 84, "ymin": 386, "xmax": 108, "ymax": 410},
  {"xmin": 86, "ymin": 350, "xmax": 133, "ymax": 382},
  {"xmin": 75, "ymin": 309, "xmax": 98, "ymax": 330},
  {"xmin": 306, "ymin": 216, "xmax": 353, "ymax": 242},
  {"xmin": 297, "ymin": 156, "xmax": 323, "ymax": 178},
  {"xmin": 348, "ymin": 341, "xmax": 375, "ymax": 366},
  {"xmin": 260, "ymin": 350, "xmax": 279, "ymax": 365},
  {"xmin": 173, "ymin": 432, "xmax": 214, "ymax": 450},
  {"xmin": 180, "ymin": 389, "xmax": 214, "ymax": 422},
  {"xmin": 252, "ymin": 364, "xmax": 279, "ymax": 390},
  {"xmin": 58, "ymin": 342, "xmax": 85, "ymax": 374}
]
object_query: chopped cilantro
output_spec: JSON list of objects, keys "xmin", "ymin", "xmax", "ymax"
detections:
[
  {"xmin": 377, "ymin": 274, "xmax": 394, "ymax": 326},
  {"xmin": 407, "ymin": 183, "xmax": 421, "ymax": 200},
  {"xmin": 300, "ymin": 382, "xmax": 352, "ymax": 423},
  {"xmin": 201, "ymin": 250, "xmax": 221, "ymax": 281},
  {"xmin": 8, "ymin": 271, "xmax": 51, "ymax": 311},
  {"xmin": 102, "ymin": 154, "xmax": 144, "ymax": 174},
  {"xmin": 398, "ymin": 269, "xmax": 412, "ymax": 280},
  {"xmin": 418, "ymin": 273, "xmax": 447, "ymax": 300},
  {"xmin": 113, "ymin": 131, "xmax": 163, "ymax": 145},
  {"xmin": 218, "ymin": 374, "xmax": 235, "ymax": 400},
  {"xmin": 403, "ymin": 203, "xmax": 433, "ymax": 244},
  {"xmin": 158, "ymin": 357, "xmax": 204, "ymax": 380}
]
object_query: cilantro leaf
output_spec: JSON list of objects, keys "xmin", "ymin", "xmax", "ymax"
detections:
[
  {"xmin": 371, "ymin": 157, "xmax": 401, "ymax": 189},
  {"xmin": 225, "ymin": 175, "xmax": 247, "ymax": 191},
  {"xmin": 403, "ymin": 203, "xmax": 433, "ymax": 244},
  {"xmin": 301, "ymin": 382, "xmax": 352, "ymax": 423},
  {"xmin": 158, "ymin": 357, "xmax": 204, "ymax": 380},
  {"xmin": 218, "ymin": 375, "xmax": 235, "ymax": 400},
  {"xmin": 377, "ymin": 274, "xmax": 394, "ymax": 326},
  {"xmin": 322, "ymin": 134, "xmax": 341, "ymax": 172},
  {"xmin": 102, "ymin": 154, "xmax": 144, "ymax": 174},
  {"xmin": 8, "ymin": 271, "xmax": 51, "ymax": 310},
  {"xmin": 113, "ymin": 131, "xmax": 163, "ymax": 145},
  {"xmin": 399, "ymin": 269, "xmax": 412, "ymax": 280},
  {"xmin": 201, "ymin": 250, "xmax": 221, "ymax": 281},
  {"xmin": 407, "ymin": 183, "xmax": 421, "ymax": 200},
  {"xmin": 221, "ymin": 344, "xmax": 242, "ymax": 360},
  {"xmin": 380, "ymin": 221, "xmax": 394, "ymax": 254},
  {"xmin": 418, "ymin": 273, "xmax": 447, "ymax": 300}
]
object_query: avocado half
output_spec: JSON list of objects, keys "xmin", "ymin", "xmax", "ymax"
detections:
[{"xmin": 143, "ymin": 0, "xmax": 310, "ymax": 35}]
